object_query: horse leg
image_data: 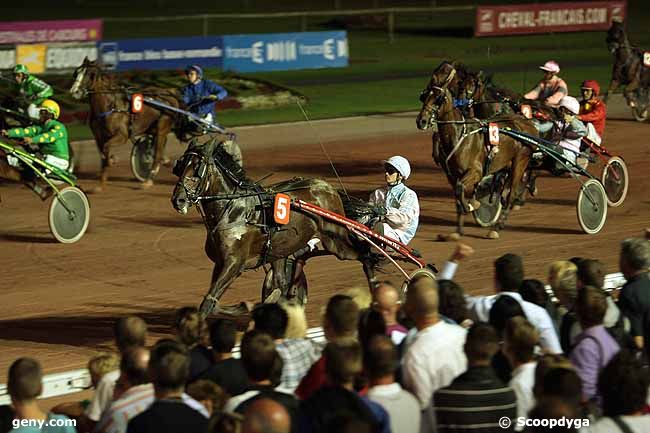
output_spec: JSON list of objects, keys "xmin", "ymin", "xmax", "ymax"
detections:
[
  {"xmin": 198, "ymin": 258, "xmax": 245, "ymax": 319},
  {"xmin": 490, "ymin": 151, "xmax": 530, "ymax": 239},
  {"xmin": 141, "ymin": 124, "xmax": 168, "ymax": 188},
  {"xmin": 604, "ymin": 78, "xmax": 619, "ymax": 103}
]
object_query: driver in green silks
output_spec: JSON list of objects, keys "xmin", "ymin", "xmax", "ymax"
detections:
[{"xmin": 11, "ymin": 64, "xmax": 54, "ymax": 120}]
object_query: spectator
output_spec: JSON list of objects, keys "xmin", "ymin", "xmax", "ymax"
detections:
[
  {"xmin": 570, "ymin": 286, "xmax": 620, "ymax": 404},
  {"xmin": 402, "ymin": 272, "xmax": 467, "ymax": 432},
  {"xmin": 365, "ymin": 335, "xmax": 420, "ymax": 433},
  {"xmin": 358, "ymin": 308, "xmax": 387, "ymax": 351},
  {"xmin": 252, "ymin": 304, "xmax": 320, "ymax": 393},
  {"xmin": 198, "ymin": 319, "xmax": 248, "ymax": 397},
  {"xmin": 588, "ymin": 351, "xmax": 650, "ymax": 432},
  {"xmin": 532, "ymin": 354, "xmax": 578, "ymax": 403},
  {"xmin": 576, "ymin": 259, "xmax": 625, "ymax": 330},
  {"xmin": 127, "ymin": 340, "xmax": 208, "ymax": 433},
  {"xmin": 503, "ymin": 317, "xmax": 539, "ymax": 427},
  {"xmin": 224, "ymin": 330, "xmax": 298, "ymax": 431},
  {"xmin": 300, "ymin": 340, "xmax": 390, "ymax": 433},
  {"xmin": 0, "ymin": 405, "xmax": 14, "ymax": 433},
  {"xmin": 489, "ymin": 295, "xmax": 526, "ymax": 383},
  {"xmin": 296, "ymin": 295, "xmax": 359, "ymax": 400},
  {"xmin": 616, "ymin": 238, "xmax": 650, "ymax": 357},
  {"xmin": 526, "ymin": 396, "xmax": 583, "ymax": 433},
  {"xmin": 242, "ymin": 398, "xmax": 290, "ymax": 433},
  {"xmin": 186, "ymin": 380, "xmax": 226, "ymax": 417},
  {"xmin": 7, "ymin": 358, "xmax": 77, "ymax": 433},
  {"xmin": 466, "ymin": 254, "xmax": 562, "ymax": 354},
  {"xmin": 437, "ymin": 280, "xmax": 473, "ymax": 328},
  {"xmin": 344, "ymin": 286, "xmax": 372, "ymax": 310},
  {"xmin": 282, "ymin": 302, "xmax": 308, "ymax": 339},
  {"xmin": 434, "ymin": 323, "xmax": 517, "ymax": 433},
  {"xmin": 520, "ymin": 279, "xmax": 549, "ymax": 308},
  {"xmin": 88, "ymin": 353, "xmax": 120, "ymax": 392},
  {"xmin": 372, "ymin": 281, "xmax": 408, "ymax": 345},
  {"xmin": 174, "ymin": 306, "xmax": 212, "ymax": 382}
]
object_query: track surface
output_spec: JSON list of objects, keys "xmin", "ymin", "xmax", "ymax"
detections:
[{"xmin": 1, "ymin": 116, "xmax": 649, "ymax": 375}]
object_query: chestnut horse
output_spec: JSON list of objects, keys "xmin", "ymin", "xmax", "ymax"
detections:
[
  {"xmin": 416, "ymin": 62, "xmax": 538, "ymax": 239},
  {"xmin": 69, "ymin": 57, "xmax": 179, "ymax": 190}
]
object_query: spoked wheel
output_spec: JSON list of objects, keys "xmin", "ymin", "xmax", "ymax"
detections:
[
  {"xmin": 472, "ymin": 174, "xmax": 503, "ymax": 227},
  {"xmin": 130, "ymin": 136, "xmax": 158, "ymax": 182},
  {"xmin": 48, "ymin": 186, "xmax": 90, "ymax": 243},
  {"xmin": 601, "ymin": 156, "xmax": 629, "ymax": 207},
  {"xmin": 262, "ymin": 258, "xmax": 309, "ymax": 306},
  {"xmin": 576, "ymin": 179, "xmax": 607, "ymax": 235}
]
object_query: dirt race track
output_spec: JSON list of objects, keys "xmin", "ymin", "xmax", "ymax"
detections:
[{"xmin": 0, "ymin": 110, "xmax": 649, "ymax": 377}]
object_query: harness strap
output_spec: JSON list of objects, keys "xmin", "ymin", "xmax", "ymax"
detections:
[{"xmin": 445, "ymin": 125, "xmax": 484, "ymax": 163}]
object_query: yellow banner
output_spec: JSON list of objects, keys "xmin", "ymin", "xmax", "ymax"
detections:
[{"xmin": 16, "ymin": 44, "xmax": 47, "ymax": 74}]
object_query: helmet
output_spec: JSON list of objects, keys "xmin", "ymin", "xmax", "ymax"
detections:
[
  {"xmin": 581, "ymin": 80, "xmax": 601, "ymax": 96},
  {"xmin": 39, "ymin": 99, "xmax": 60, "ymax": 119},
  {"xmin": 539, "ymin": 60, "xmax": 560, "ymax": 74},
  {"xmin": 185, "ymin": 64, "xmax": 203, "ymax": 79},
  {"xmin": 384, "ymin": 156, "xmax": 411, "ymax": 179},
  {"xmin": 13, "ymin": 64, "xmax": 29, "ymax": 75},
  {"xmin": 559, "ymin": 96, "xmax": 580, "ymax": 115}
]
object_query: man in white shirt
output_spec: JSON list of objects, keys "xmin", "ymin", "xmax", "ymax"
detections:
[
  {"xmin": 402, "ymin": 271, "xmax": 467, "ymax": 432},
  {"xmin": 465, "ymin": 254, "xmax": 562, "ymax": 354}
]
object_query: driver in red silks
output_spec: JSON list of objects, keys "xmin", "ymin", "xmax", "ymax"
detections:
[{"xmin": 578, "ymin": 80, "xmax": 607, "ymax": 145}]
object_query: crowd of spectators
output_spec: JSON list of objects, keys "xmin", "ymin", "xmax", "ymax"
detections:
[{"xmin": 2, "ymin": 236, "xmax": 650, "ymax": 433}]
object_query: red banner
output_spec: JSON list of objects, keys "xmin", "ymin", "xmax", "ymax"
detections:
[{"xmin": 475, "ymin": 1, "xmax": 626, "ymax": 37}]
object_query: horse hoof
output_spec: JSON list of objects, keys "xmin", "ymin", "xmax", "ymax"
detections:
[
  {"xmin": 486, "ymin": 230, "xmax": 500, "ymax": 240},
  {"xmin": 87, "ymin": 186, "xmax": 104, "ymax": 194},
  {"xmin": 512, "ymin": 204, "xmax": 521, "ymax": 211},
  {"xmin": 263, "ymin": 289, "xmax": 282, "ymax": 304},
  {"xmin": 448, "ymin": 232, "xmax": 462, "ymax": 241},
  {"xmin": 140, "ymin": 179, "xmax": 154, "ymax": 189},
  {"xmin": 468, "ymin": 199, "xmax": 481, "ymax": 212}
]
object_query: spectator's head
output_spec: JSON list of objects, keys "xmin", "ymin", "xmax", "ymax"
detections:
[
  {"xmin": 117, "ymin": 346, "xmax": 150, "ymax": 393},
  {"xmin": 464, "ymin": 323, "xmax": 499, "ymax": 366},
  {"xmin": 599, "ymin": 350, "xmax": 649, "ymax": 417},
  {"xmin": 114, "ymin": 316, "xmax": 147, "ymax": 353},
  {"xmin": 323, "ymin": 295, "xmax": 359, "ymax": 341},
  {"xmin": 7, "ymin": 358, "xmax": 42, "ymax": 404},
  {"xmin": 363, "ymin": 335, "xmax": 397, "ymax": 383},
  {"xmin": 548, "ymin": 261, "xmax": 577, "ymax": 308},
  {"xmin": 87, "ymin": 352, "xmax": 119, "ymax": 388},
  {"xmin": 527, "ymin": 396, "xmax": 582, "ymax": 432},
  {"xmin": 533, "ymin": 354, "xmax": 576, "ymax": 399},
  {"xmin": 253, "ymin": 304, "xmax": 289, "ymax": 340},
  {"xmin": 520, "ymin": 279, "xmax": 549, "ymax": 308},
  {"xmin": 537, "ymin": 367, "xmax": 583, "ymax": 409},
  {"xmin": 620, "ymin": 238, "xmax": 650, "ymax": 279},
  {"xmin": 240, "ymin": 330, "xmax": 283, "ymax": 385},
  {"xmin": 242, "ymin": 398, "xmax": 291, "ymax": 433},
  {"xmin": 372, "ymin": 281, "xmax": 401, "ymax": 326},
  {"xmin": 209, "ymin": 319, "xmax": 238, "ymax": 356},
  {"xmin": 489, "ymin": 295, "xmax": 525, "ymax": 337},
  {"xmin": 344, "ymin": 286, "xmax": 373, "ymax": 310},
  {"xmin": 324, "ymin": 339, "xmax": 363, "ymax": 389},
  {"xmin": 186, "ymin": 380, "xmax": 226, "ymax": 417},
  {"xmin": 148, "ymin": 339, "xmax": 189, "ymax": 395},
  {"xmin": 575, "ymin": 285, "xmax": 607, "ymax": 329},
  {"xmin": 281, "ymin": 301, "xmax": 308, "ymax": 339},
  {"xmin": 404, "ymin": 272, "xmax": 439, "ymax": 327},
  {"xmin": 494, "ymin": 253, "xmax": 524, "ymax": 292},
  {"xmin": 174, "ymin": 306, "xmax": 204, "ymax": 348},
  {"xmin": 437, "ymin": 279, "xmax": 469, "ymax": 325},
  {"xmin": 357, "ymin": 308, "xmax": 386, "ymax": 351},
  {"xmin": 502, "ymin": 316, "xmax": 539, "ymax": 368},
  {"xmin": 576, "ymin": 259, "xmax": 606, "ymax": 289}
]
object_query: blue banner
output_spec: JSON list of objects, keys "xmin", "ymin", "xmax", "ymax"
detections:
[
  {"xmin": 222, "ymin": 31, "xmax": 348, "ymax": 72},
  {"xmin": 98, "ymin": 36, "xmax": 223, "ymax": 71}
]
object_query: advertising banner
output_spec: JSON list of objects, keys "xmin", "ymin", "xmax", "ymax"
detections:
[
  {"xmin": 16, "ymin": 44, "xmax": 47, "ymax": 74},
  {"xmin": 475, "ymin": 1, "xmax": 626, "ymax": 37},
  {"xmin": 0, "ymin": 19, "xmax": 102, "ymax": 45},
  {"xmin": 0, "ymin": 47, "xmax": 16, "ymax": 70},
  {"xmin": 222, "ymin": 31, "xmax": 348, "ymax": 72},
  {"xmin": 98, "ymin": 36, "xmax": 223, "ymax": 71},
  {"xmin": 45, "ymin": 43, "xmax": 98, "ymax": 73}
]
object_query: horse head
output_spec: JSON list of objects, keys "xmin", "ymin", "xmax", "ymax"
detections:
[
  {"xmin": 70, "ymin": 57, "xmax": 101, "ymax": 100},
  {"xmin": 606, "ymin": 20, "xmax": 626, "ymax": 53},
  {"xmin": 416, "ymin": 62, "xmax": 457, "ymax": 130}
]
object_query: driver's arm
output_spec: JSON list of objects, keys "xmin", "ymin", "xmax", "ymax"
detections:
[
  {"xmin": 545, "ymin": 86, "xmax": 568, "ymax": 106},
  {"xmin": 524, "ymin": 83, "xmax": 542, "ymax": 100},
  {"xmin": 207, "ymin": 81, "xmax": 228, "ymax": 101},
  {"xmin": 6, "ymin": 125, "xmax": 42, "ymax": 138},
  {"xmin": 385, "ymin": 190, "xmax": 418, "ymax": 230}
]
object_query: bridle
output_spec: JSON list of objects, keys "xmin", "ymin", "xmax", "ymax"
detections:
[
  {"xmin": 419, "ymin": 66, "xmax": 457, "ymax": 129},
  {"xmin": 173, "ymin": 149, "xmax": 214, "ymax": 206}
]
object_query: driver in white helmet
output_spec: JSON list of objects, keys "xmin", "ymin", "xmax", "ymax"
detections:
[
  {"xmin": 536, "ymin": 96, "xmax": 587, "ymax": 165},
  {"xmin": 369, "ymin": 156, "xmax": 420, "ymax": 245}
]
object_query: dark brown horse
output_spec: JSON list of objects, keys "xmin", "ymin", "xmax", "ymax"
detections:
[
  {"xmin": 69, "ymin": 57, "xmax": 179, "ymax": 191},
  {"xmin": 606, "ymin": 20, "xmax": 650, "ymax": 119},
  {"xmin": 416, "ymin": 62, "xmax": 537, "ymax": 239},
  {"xmin": 170, "ymin": 137, "xmax": 376, "ymax": 318}
]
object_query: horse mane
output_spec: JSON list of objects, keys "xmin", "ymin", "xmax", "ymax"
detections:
[{"xmin": 212, "ymin": 141, "xmax": 251, "ymax": 184}]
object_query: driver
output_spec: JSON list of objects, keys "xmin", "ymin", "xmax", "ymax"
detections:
[
  {"xmin": 181, "ymin": 65, "xmax": 228, "ymax": 126},
  {"xmin": 577, "ymin": 80, "xmax": 607, "ymax": 145},
  {"xmin": 536, "ymin": 96, "xmax": 587, "ymax": 166},
  {"xmin": 0, "ymin": 99, "xmax": 70, "ymax": 199},
  {"xmin": 11, "ymin": 64, "xmax": 54, "ymax": 120},
  {"xmin": 524, "ymin": 60, "xmax": 568, "ymax": 107}
]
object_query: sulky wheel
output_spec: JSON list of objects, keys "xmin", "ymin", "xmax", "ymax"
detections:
[
  {"xmin": 576, "ymin": 179, "xmax": 607, "ymax": 235},
  {"xmin": 48, "ymin": 186, "xmax": 90, "ymax": 244},
  {"xmin": 601, "ymin": 156, "xmax": 629, "ymax": 207},
  {"xmin": 472, "ymin": 174, "xmax": 503, "ymax": 227},
  {"xmin": 130, "ymin": 135, "xmax": 158, "ymax": 182}
]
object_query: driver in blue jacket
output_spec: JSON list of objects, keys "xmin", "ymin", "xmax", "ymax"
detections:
[{"xmin": 181, "ymin": 65, "xmax": 228, "ymax": 126}]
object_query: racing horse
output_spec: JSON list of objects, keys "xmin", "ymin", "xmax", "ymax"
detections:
[
  {"xmin": 416, "ymin": 62, "xmax": 538, "ymax": 239},
  {"xmin": 69, "ymin": 57, "xmax": 179, "ymax": 191},
  {"xmin": 171, "ymin": 138, "xmax": 377, "ymax": 318},
  {"xmin": 605, "ymin": 20, "xmax": 650, "ymax": 119}
]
